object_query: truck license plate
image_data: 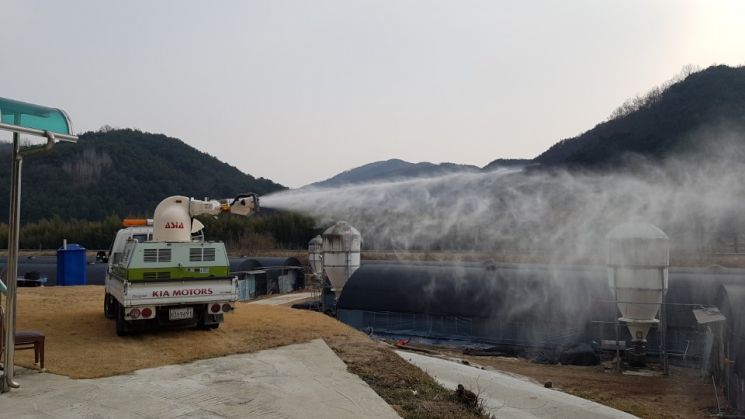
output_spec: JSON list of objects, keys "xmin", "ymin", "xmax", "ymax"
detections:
[{"xmin": 169, "ymin": 307, "xmax": 193, "ymax": 321}]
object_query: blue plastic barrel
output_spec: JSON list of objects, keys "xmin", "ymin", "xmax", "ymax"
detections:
[{"xmin": 56, "ymin": 243, "xmax": 88, "ymax": 286}]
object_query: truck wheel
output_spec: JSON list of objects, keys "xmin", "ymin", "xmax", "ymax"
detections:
[
  {"xmin": 196, "ymin": 315, "xmax": 211, "ymax": 330},
  {"xmin": 116, "ymin": 304, "xmax": 129, "ymax": 336},
  {"xmin": 104, "ymin": 293, "xmax": 116, "ymax": 319},
  {"xmin": 197, "ymin": 311, "xmax": 220, "ymax": 330},
  {"xmin": 200, "ymin": 321, "xmax": 219, "ymax": 330}
]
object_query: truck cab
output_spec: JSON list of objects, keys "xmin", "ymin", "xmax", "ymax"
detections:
[{"xmin": 108, "ymin": 226, "xmax": 153, "ymax": 268}]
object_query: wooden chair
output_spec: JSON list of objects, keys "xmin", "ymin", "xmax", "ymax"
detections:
[{"xmin": 1, "ymin": 303, "xmax": 45, "ymax": 371}]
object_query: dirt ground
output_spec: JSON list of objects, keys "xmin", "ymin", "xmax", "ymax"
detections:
[
  {"xmin": 421, "ymin": 346, "xmax": 717, "ymax": 419},
  {"xmin": 6, "ymin": 286, "xmax": 484, "ymax": 419},
  {"xmin": 10, "ymin": 286, "xmax": 352, "ymax": 378},
  {"xmin": 2, "ymin": 281, "xmax": 726, "ymax": 418}
]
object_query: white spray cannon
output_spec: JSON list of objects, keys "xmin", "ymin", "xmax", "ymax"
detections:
[{"xmin": 152, "ymin": 193, "xmax": 260, "ymax": 242}]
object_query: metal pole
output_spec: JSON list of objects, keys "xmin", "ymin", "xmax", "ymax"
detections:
[
  {"xmin": 659, "ymin": 267, "xmax": 664, "ymax": 372},
  {"xmin": 2, "ymin": 131, "xmax": 22, "ymax": 392},
  {"xmin": 614, "ymin": 266, "xmax": 621, "ymax": 372},
  {"xmin": 661, "ymin": 267, "xmax": 668, "ymax": 375}
]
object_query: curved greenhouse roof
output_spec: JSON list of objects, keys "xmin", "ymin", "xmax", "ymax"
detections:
[{"xmin": 337, "ymin": 262, "xmax": 615, "ymax": 323}]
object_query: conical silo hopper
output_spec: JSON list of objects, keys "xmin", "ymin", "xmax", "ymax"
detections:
[
  {"xmin": 308, "ymin": 235, "xmax": 324, "ymax": 275},
  {"xmin": 607, "ymin": 222, "xmax": 669, "ymax": 366},
  {"xmin": 322, "ymin": 221, "xmax": 361, "ymax": 299}
]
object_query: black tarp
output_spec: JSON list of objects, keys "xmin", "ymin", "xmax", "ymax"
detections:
[
  {"xmin": 337, "ymin": 262, "xmax": 614, "ymax": 322},
  {"xmin": 336, "ymin": 261, "xmax": 745, "ymax": 351},
  {"xmin": 338, "ymin": 262, "xmax": 745, "ymax": 323}
]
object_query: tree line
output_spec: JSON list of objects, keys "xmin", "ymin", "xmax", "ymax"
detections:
[
  {"xmin": 0, "ymin": 212, "xmax": 320, "ymax": 251},
  {"xmin": 536, "ymin": 65, "xmax": 745, "ymax": 167}
]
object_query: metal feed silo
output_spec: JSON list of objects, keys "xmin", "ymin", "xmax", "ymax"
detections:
[
  {"xmin": 308, "ymin": 235, "xmax": 324, "ymax": 275},
  {"xmin": 607, "ymin": 222, "xmax": 669, "ymax": 366},
  {"xmin": 322, "ymin": 221, "xmax": 361, "ymax": 299}
]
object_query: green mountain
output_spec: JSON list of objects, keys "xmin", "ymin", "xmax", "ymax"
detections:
[
  {"xmin": 482, "ymin": 158, "xmax": 533, "ymax": 171},
  {"xmin": 308, "ymin": 159, "xmax": 482, "ymax": 188},
  {"xmin": 0, "ymin": 129, "xmax": 285, "ymax": 222},
  {"xmin": 313, "ymin": 66, "xmax": 745, "ymax": 184},
  {"xmin": 535, "ymin": 65, "xmax": 745, "ymax": 167},
  {"xmin": 309, "ymin": 158, "xmax": 533, "ymax": 188},
  {"xmin": 5, "ymin": 66, "xmax": 742, "ymax": 226}
]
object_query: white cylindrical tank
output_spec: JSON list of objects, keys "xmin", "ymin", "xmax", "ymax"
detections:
[
  {"xmin": 607, "ymin": 222, "xmax": 669, "ymax": 346},
  {"xmin": 322, "ymin": 221, "xmax": 361, "ymax": 299},
  {"xmin": 308, "ymin": 235, "xmax": 324, "ymax": 275}
]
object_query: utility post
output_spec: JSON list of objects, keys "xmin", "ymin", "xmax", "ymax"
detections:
[{"xmin": 0, "ymin": 97, "xmax": 78, "ymax": 393}]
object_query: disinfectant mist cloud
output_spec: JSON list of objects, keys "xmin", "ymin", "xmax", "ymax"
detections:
[{"xmin": 261, "ymin": 135, "xmax": 745, "ymax": 264}]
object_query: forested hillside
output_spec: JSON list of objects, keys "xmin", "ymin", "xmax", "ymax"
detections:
[
  {"xmin": 309, "ymin": 158, "xmax": 482, "ymax": 188},
  {"xmin": 536, "ymin": 65, "xmax": 745, "ymax": 167},
  {"xmin": 311, "ymin": 157, "xmax": 532, "ymax": 188},
  {"xmin": 0, "ymin": 129, "xmax": 285, "ymax": 221},
  {"xmin": 482, "ymin": 158, "xmax": 533, "ymax": 171}
]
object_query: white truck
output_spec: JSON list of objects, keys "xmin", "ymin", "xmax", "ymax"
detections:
[{"xmin": 104, "ymin": 194, "xmax": 259, "ymax": 335}]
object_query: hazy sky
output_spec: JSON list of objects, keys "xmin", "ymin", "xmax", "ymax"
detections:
[{"xmin": 1, "ymin": 1, "xmax": 744, "ymax": 187}]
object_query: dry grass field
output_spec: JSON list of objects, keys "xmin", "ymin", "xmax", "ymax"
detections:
[
  {"xmin": 11, "ymin": 286, "xmax": 352, "ymax": 378},
  {"xmin": 7, "ymin": 286, "xmax": 485, "ymax": 419}
]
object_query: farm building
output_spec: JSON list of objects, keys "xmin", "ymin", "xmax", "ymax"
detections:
[
  {"xmin": 337, "ymin": 262, "xmax": 616, "ymax": 348},
  {"xmin": 230, "ymin": 257, "xmax": 305, "ymax": 300},
  {"xmin": 336, "ymin": 261, "xmax": 745, "ymax": 367}
]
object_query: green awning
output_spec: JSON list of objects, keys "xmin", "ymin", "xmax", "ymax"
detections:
[{"xmin": 0, "ymin": 96, "xmax": 73, "ymax": 136}]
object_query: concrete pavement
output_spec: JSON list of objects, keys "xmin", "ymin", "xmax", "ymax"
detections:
[
  {"xmin": 1, "ymin": 339, "xmax": 400, "ymax": 419},
  {"xmin": 396, "ymin": 350, "xmax": 637, "ymax": 419}
]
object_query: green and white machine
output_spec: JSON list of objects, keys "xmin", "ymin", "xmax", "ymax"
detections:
[{"xmin": 104, "ymin": 194, "xmax": 259, "ymax": 335}]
